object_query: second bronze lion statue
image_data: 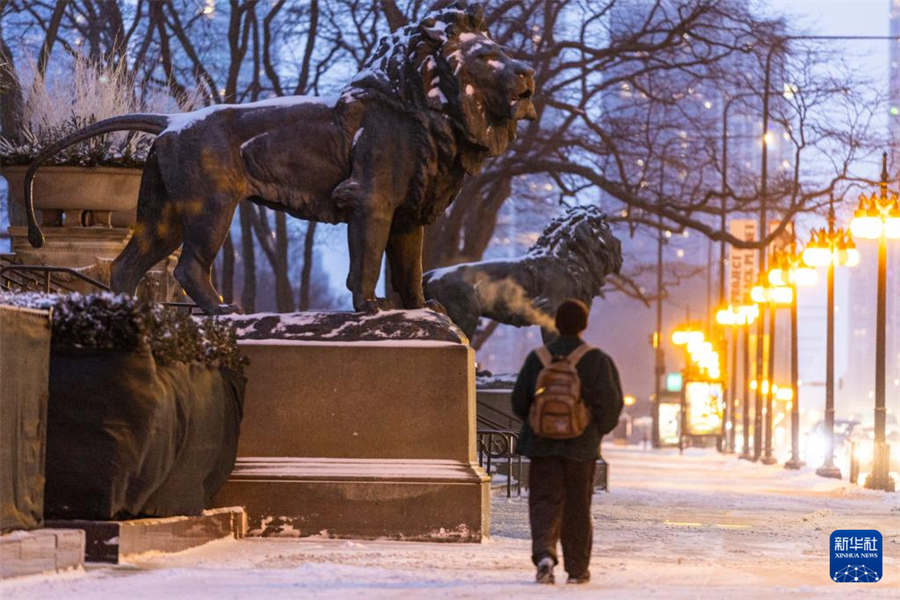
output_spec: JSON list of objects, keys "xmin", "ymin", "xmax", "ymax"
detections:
[
  {"xmin": 22, "ymin": 2, "xmax": 535, "ymax": 314},
  {"xmin": 423, "ymin": 206, "xmax": 623, "ymax": 340}
]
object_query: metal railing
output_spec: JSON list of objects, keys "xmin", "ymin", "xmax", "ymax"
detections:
[
  {"xmin": 477, "ymin": 429, "xmax": 523, "ymax": 499},
  {"xmin": 0, "ymin": 263, "xmax": 200, "ymax": 313},
  {"xmin": 476, "ymin": 399, "xmax": 522, "ymax": 430},
  {"xmin": 0, "ymin": 264, "xmax": 109, "ymax": 293}
]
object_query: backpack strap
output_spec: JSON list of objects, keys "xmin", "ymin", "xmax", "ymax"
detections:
[
  {"xmin": 565, "ymin": 343, "xmax": 596, "ymax": 366},
  {"xmin": 535, "ymin": 346, "xmax": 553, "ymax": 367}
]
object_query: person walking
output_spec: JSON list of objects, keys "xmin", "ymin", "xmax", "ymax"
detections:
[{"xmin": 511, "ymin": 299, "xmax": 624, "ymax": 585}]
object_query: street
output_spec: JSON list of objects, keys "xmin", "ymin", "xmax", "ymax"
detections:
[{"xmin": 3, "ymin": 446, "xmax": 897, "ymax": 599}]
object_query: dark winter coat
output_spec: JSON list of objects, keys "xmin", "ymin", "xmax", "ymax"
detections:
[{"xmin": 511, "ymin": 336, "xmax": 624, "ymax": 461}]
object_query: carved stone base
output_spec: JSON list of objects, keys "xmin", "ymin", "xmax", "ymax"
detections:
[
  {"xmin": 210, "ymin": 339, "xmax": 490, "ymax": 541},
  {"xmin": 816, "ymin": 464, "xmax": 842, "ymax": 479}
]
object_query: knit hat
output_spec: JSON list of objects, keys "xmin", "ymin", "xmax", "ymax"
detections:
[{"xmin": 555, "ymin": 299, "xmax": 589, "ymax": 336}]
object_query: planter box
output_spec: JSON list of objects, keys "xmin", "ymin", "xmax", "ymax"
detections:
[{"xmin": 2, "ymin": 165, "xmax": 141, "ymax": 228}]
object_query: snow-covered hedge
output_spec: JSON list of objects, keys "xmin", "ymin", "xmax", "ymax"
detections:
[{"xmin": 0, "ymin": 292, "xmax": 247, "ymax": 373}]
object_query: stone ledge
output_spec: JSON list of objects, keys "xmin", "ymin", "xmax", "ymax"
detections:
[
  {"xmin": 213, "ymin": 461, "xmax": 489, "ymax": 542},
  {"xmin": 230, "ymin": 457, "xmax": 490, "ymax": 483},
  {"xmin": 45, "ymin": 506, "xmax": 246, "ymax": 564},
  {"xmin": 0, "ymin": 529, "xmax": 85, "ymax": 579}
]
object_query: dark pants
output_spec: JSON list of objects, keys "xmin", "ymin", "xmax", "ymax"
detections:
[{"xmin": 528, "ymin": 455, "xmax": 596, "ymax": 577}]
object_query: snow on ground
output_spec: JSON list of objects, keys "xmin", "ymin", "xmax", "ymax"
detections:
[{"xmin": 4, "ymin": 446, "xmax": 898, "ymax": 599}]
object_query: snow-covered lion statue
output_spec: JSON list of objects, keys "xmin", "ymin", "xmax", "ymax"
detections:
[
  {"xmin": 423, "ymin": 205, "xmax": 622, "ymax": 339},
  {"xmin": 22, "ymin": 1, "xmax": 535, "ymax": 314}
]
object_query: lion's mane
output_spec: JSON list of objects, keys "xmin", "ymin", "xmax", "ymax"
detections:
[
  {"xmin": 526, "ymin": 206, "xmax": 623, "ymax": 299},
  {"xmin": 337, "ymin": 2, "xmax": 494, "ymax": 224}
]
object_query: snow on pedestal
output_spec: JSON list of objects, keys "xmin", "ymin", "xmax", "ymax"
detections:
[{"xmin": 220, "ymin": 309, "xmax": 467, "ymax": 344}]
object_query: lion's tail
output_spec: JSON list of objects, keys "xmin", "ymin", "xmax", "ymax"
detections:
[{"xmin": 24, "ymin": 113, "xmax": 170, "ymax": 248}]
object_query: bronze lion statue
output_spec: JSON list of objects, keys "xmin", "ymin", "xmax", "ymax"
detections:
[
  {"xmin": 423, "ymin": 206, "xmax": 622, "ymax": 340},
  {"xmin": 22, "ymin": 1, "xmax": 535, "ymax": 314}
]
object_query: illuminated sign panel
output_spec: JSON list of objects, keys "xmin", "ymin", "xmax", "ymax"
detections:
[
  {"xmin": 684, "ymin": 381, "xmax": 724, "ymax": 436},
  {"xmin": 666, "ymin": 372, "xmax": 683, "ymax": 393},
  {"xmin": 658, "ymin": 402, "xmax": 681, "ymax": 446}
]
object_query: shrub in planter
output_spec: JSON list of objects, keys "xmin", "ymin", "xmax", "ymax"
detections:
[
  {"xmin": 0, "ymin": 58, "xmax": 197, "ymax": 168},
  {"xmin": 0, "ymin": 292, "xmax": 247, "ymax": 519},
  {"xmin": 0, "ymin": 59, "xmax": 196, "ymax": 227}
]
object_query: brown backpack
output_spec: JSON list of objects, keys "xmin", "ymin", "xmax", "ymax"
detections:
[{"xmin": 528, "ymin": 344, "xmax": 594, "ymax": 439}]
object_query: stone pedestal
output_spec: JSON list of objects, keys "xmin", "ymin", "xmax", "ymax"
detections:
[{"xmin": 210, "ymin": 340, "xmax": 490, "ymax": 541}]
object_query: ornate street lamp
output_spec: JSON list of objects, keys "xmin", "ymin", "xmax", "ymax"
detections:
[
  {"xmin": 850, "ymin": 154, "xmax": 900, "ymax": 492},
  {"xmin": 803, "ymin": 196, "xmax": 859, "ymax": 479},
  {"xmin": 716, "ymin": 305, "xmax": 759, "ymax": 454},
  {"xmin": 750, "ymin": 273, "xmax": 795, "ymax": 465},
  {"xmin": 767, "ymin": 244, "xmax": 818, "ymax": 469}
]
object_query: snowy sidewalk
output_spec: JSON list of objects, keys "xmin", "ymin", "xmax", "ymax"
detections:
[{"xmin": 3, "ymin": 447, "xmax": 898, "ymax": 599}]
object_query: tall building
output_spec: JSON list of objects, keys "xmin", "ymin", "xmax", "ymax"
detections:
[
  {"xmin": 844, "ymin": 4, "xmax": 900, "ymax": 420},
  {"xmin": 891, "ymin": 0, "xmax": 900, "ymax": 161}
]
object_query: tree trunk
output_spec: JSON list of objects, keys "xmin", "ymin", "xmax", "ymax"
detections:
[
  {"xmin": 221, "ymin": 231, "xmax": 235, "ymax": 304},
  {"xmin": 274, "ymin": 211, "xmax": 294, "ymax": 311},
  {"xmin": 36, "ymin": 0, "xmax": 69, "ymax": 78},
  {"xmin": 239, "ymin": 204, "xmax": 257, "ymax": 312},
  {"xmin": 298, "ymin": 222, "xmax": 316, "ymax": 311},
  {"xmin": 248, "ymin": 206, "xmax": 293, "ymax": 312},
  {"xmin": 424, "ymin": 177, "xmax": 511, "ymax": 270},
  {"xmin": 0, "ymin": 37, "xmax": 23, "ymax": 140}
]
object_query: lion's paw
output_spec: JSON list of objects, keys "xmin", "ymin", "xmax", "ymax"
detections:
[
  {"xmin": 212, "ymin": 303, "xmax": 244, "ymax": 315},
  {"xmin": 424, "ymin": 299, "xmax": 447, "ymax": 315}
]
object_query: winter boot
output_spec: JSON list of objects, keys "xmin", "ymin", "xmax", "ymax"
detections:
[
  {"xmin": 535, "ymin": 557, "xmax": 555, "ymax": 584},
  {"xmin": 567, "ymin": 571, "xmax": 591, "ymax": 584}
]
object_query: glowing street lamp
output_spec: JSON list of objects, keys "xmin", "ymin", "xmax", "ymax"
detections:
[
  {"xmin": 671, "ymin": 329, "xmax": 704, "ymax": 346},
  {"xmin": 715, "ymin": 304, "xmax": 758, "ymax": 454},
  {"xmin": 801, "ymin": 196, "xmax": 860, "ymax": 478},
  {"xmin": 803, "ymin": 229, "xmax": 860, "ymax": 268},
  {"xmin": 763, "ymin": 244, "xmax": 817, "ymax": 470},
  {"xmin": 850, "ymin": 191, "xmax": 900, "ymax": 241},
  {"xmin": 750, "ymin": 281, "xmax": 794, "ymax": 305},
  {"xmin": 850, "ymin": 154, "xmax": 898, "ymax": 492},
  {"xmin": 752, "ymin": 247, "xmax": 803, "ymax": 467}
]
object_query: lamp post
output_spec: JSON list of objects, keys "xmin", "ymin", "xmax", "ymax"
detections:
[
  {"xmin": 850, "ymin": 153, "xmax": 900, "ymax": 492},
  {"xmin": 768, "ymin": 243, "xmax": 818, "ymax": 469},
  {"xmin": 740, "ymin": 315, "xmax": 753, "ymax": 460},
  {"xmin": 716, "ymin": 305, "xmax": 759, "ymax": 455},
  {"xmin": 652, "ymin": 213, "xmax": 664, "ymax": 449},
  {"xmin": 751, "ymin": 278, "xmax": 793, "ymax": 464},
  {"xmin": 803, "ymin": 197, "xmax": 860, "ymax": 478}
]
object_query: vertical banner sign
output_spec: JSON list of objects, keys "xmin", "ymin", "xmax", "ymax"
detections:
[{"xmin": 728, "ymin": 220, "xmax": 758, "ymax": 305}]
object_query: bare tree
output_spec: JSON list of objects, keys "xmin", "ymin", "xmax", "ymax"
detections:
[{"xmin": 1, "ymin": 0, "xmax": 884, "ymax": 313}]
